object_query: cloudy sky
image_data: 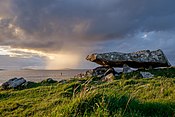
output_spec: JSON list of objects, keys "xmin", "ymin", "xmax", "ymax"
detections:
[{"xmin": 0, "ymin": 0, "xmax": 175, "ymax": 69}]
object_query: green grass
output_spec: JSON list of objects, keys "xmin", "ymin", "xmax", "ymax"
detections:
[{"xmin": 1, "ymin": 68, "xmax": 175, "ymax": 116}]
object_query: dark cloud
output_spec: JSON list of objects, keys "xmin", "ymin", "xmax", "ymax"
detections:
[
  {"xmin": 0, "ymin": 0, "xmax": 174, "ymax": 51},
  {"xmin": 13, "ymin": 0, "xmax": 175, "ymax": 35},
  {"xmin": 0, "ymin": 0, "xmax": 175, "ymax": 68}
]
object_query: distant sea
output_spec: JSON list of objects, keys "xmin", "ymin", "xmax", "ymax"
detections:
[{"xmin": 0, "ymin": 69, "xmax": 88, "ymax": 85}]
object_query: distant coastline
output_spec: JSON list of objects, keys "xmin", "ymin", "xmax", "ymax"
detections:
[
  {"xmin": 0, "ymin": 69, "xmax": 88, "ymax": 84},
  {"xmin": 21, "ymin": 68, "xmax": 90, "ymax": 71}
]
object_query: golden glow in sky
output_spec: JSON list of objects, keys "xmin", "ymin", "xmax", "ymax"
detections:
[
  {"xmin": 0, "ymin": 46, "xmax": 80, "ymax": 69},
  {"xmin": 46, "ymin": 53, "xmax": 79, "ymax": 69}
]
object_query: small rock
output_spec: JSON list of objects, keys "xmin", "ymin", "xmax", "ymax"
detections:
[
  {"xmin": 58, "ymin": 79, "xmax": 67, "ymax": 84},
  {"xmin": 123, "ymin": 64, "xmax": 132, "ymax": 73},
  {"xmin": 1, "ymin": 82, "xmax": 9, "ymax": 89},
  {"xmin": 114, "ymin": 73, "xmax": 119, "ymax": 77},
  {"xmin": 41, "ymin": 78, "xmax": 57, "ymax": 84},
  {"xmin": 102, "ymin": 73, "xmax": 115, "ymax": 82},
  {"xmin": 104, "ymin": 67, "xmax": 116, "ymax": 76},
  {"xmin": 92, "ymin": 66, "xmax": 110, "ymax": 77},
  {"xmin": 21, "ymin": 81, "xmax": 37, "ymax": 88},
  {"xmin": 140, "ymin": 72, "xmax": 154, "ymax": 78},
  {"xmin": 85, "ymin": 69, "xmax": 94, "ymax": 77},
  {"xmin": 92, "ymin": 66, "xmax": 117, "ymax": 78},
  {"xmin": 47, "ymin": 78, "xmax": 57, "ymax": 83}
]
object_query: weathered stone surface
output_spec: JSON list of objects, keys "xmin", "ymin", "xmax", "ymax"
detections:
[
  {"xmin": 85, "ymin": 69, "xmax": 94, "ymax": 77},
  {"xmin": 101, "ymin": 73, "xmax": 115, "ymax": 82},
  {"xmin": 58, "ymin": 79, "xmax": 67, "ymax": 84},
  {"xmin": 41, "ymin": 78, "xmax": 57, "ymax": 84},
  {"xmin": 91, "ymin": 66, "xmax": 116, "ymax": 78},
  {"xmin": 123, "ymin": 64, "xmax": 133, "ymax": 73},
  {"xmin": 140, "ymin": 72, "xmax": 154, "ymax": 78},
  {"xmin": 2, "ymin": 77, "xmax": 26, "ymax": 89},
  {"xmin": 74, "ymin": 66, "xmax": 118, "ymax": 82},
  {"xmin": 86, "ymin": 49, "xmax": 171, "ymax": 68},
  {"xmin": 21, "ymin": 81, "xmax": 37, "ymax": 88}
]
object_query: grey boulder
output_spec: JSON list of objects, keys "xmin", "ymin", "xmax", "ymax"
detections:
[
  {"xmin": 2, "ymin": 77, "xmax": 26, "ymax": 89},
  {"xmin": 140, "ymin": 72, "xmax": 154, "ymax": 78},
  {"xmin": 74, "ymin": 66, "xmax": 117, "ymax": 82},
  {"xmin": 86, "ymin": 49, "xmax": 171, "ymax": 68},
  {"xmin": 91, "ymin": 66, "xmax": 116, "ymax": 78}
]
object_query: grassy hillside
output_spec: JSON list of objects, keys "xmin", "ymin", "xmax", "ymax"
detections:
[{"xmin": 1, "ymin": 68, "xmax": 175, "ymax": 117}]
